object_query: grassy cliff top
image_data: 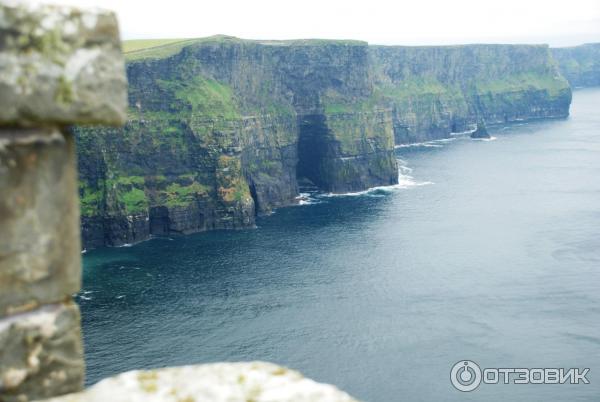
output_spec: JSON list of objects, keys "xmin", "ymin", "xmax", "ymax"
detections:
[
  {"xmin": 369, "ymin": 43, "xmax": 550, "ymax": 50},
  {"xmin": 123, "ymin": 38, "xmax": 202, "ymax": 61},
  {"xmin": 122, "ymin": 35, "xmax": 366, "ymax": 61},
  {"xmin": 552, "ymin": 42, "xmax": 600, "ymax": 50},
  {"xmin": 122, "ymin": 39, "xmax": 193, "ymax": 53}
]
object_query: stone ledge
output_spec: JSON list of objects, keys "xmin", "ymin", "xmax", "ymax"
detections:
[
  {"xmin": 37, "ymin": 362, "xmax": 359, "ymax": 402},
  {"xmin": 0, "ymin": 2, "xmax": 127, "ymax": 127}
]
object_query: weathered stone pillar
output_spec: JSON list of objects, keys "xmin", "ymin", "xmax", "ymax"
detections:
[{"xmin": 0, "ymin": 3, "xmax": 126, "ymax": 401}]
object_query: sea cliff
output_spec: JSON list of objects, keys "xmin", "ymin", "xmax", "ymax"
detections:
[
  {"xmin": 77, "ymin": 37, "xmax": 571, "ymax": 249},
  {"xmin": 370, "ymin": 44, "xmax": 571, "ymax": 143},
  {"xmin": 552, "ymin": 43, "xmax": 600, "ymax": 88}
]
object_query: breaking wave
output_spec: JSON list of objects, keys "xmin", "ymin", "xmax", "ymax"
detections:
[
  {"xmin": 320, "ymin": 161, "xmax": 432, "ymax": 198},
  {"xmin": 295, "ymin": 192, "xmax": 323, "ymax": 205}
]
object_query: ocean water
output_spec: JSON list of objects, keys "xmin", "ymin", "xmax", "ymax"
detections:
[{"xmin": 80, "ymin": 88, "xmax": 600, "ymax": 401}]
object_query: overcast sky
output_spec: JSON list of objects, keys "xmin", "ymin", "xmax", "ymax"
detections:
[{"xmin": 27, "ymin": 0, "xmax": 600, "ymax": 46}]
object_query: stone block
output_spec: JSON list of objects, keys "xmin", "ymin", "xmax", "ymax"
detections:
[
  {"xmin": 0, "ymin": 302, "xmax": 84, "ymax": 402},
  {"xmin": 0, "ymin": 128, "xmax": 80, "ymax": 317},
  {"xmin": 0, "ymin": 3, "xmax": 127, "ymax": 126}
]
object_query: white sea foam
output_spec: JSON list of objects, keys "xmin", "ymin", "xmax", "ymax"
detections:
[
  {"xmin": 295, "ymin": 192, "xmax": 323, "ymax": 206},
  {"xmin": 399, "ymin": 164, "xmax": 413, "ymax": 173},
  {"xmin": 450, "ymin": 127, "xmax": 477, "ymax": 136},
  {"xmin": 297, "ymin": 198, "xmax": 320, "ymax": 205},
  {"xmin": 395, "ymin": 137, "xmax": 457, "ymax": 149},
  {"xmin": 395, "ymin": 142, "xmax": 443, "ymax": 149},
  {"xmin": 397, "ymin": 174, "xmax": 434, "ymax": 188},
  {"xmin": 321, "ymin": 164, "xmax": 432, "ymax": 198},
  {"xmin": 433, "ymin": 137, "xmax": 458, "ymax": 143},
  {"xmin": 321, "ymin": 180, "xmax": 433, "ymax": 198},
  {"xmin": 472, "ymin": 136, "xmax": 497, "ymax": 142}
]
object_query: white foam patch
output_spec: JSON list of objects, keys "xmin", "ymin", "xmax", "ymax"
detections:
[
  {"xmin": 433, "ymin": 137, "xmax": 458, "ymax": 143},
  {"xmin": 295, "ymin": 192, "xmax": 323, "ymax": 206},
  {"xmin": 395, "ymin": 142, "xmax": 443, "ymax": 149},
  {"xmin": 451, "ymin": 126, "xmax": 477, "ymax": 136},
  {"xmin": 398, "ymin": 164, "xmax": 413, "ymax": 174},
  {"xmin": 395, "ymin": 137, "xmax": 458, "ymax": 149},
  {"xmin": 321, "ymin": 163, "xmax": 432, "ymax": 198},
  {"xmin": 471, "ymin": 136, "xmax": 497, "ymax": 142}
]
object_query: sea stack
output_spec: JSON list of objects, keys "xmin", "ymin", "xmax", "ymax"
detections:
[{"xmin": 471, "ymin": 121, "xmax": 491, "ymax": 139}]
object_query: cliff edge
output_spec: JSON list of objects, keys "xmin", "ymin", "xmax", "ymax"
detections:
[{"xmin": 77, "ymin": 37, "xmax": 572, "ymax": 249}]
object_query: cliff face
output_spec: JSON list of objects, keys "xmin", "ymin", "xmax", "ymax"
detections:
[
  {"xmin": 370, "ymin": 44, "xmax": 572, "ymax": 144},
  {"xmin": 552, "ymin": 43, "xmax": 600, "ymax": 88},
  {"xmin": 77, "ymin": 38, "xmax": 572, "ymax": 249},
  {"xmin": 76, "ymin": 37, "xmax": 398, "ymax": 249}
]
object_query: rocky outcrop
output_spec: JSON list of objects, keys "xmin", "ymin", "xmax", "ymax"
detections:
[
  {"xmin": 78, "ymin": 39, "xmax": 573, "ymax": 249},
  {"xmin": 552, "ymin": 43, "xmax": 600, "ymax": 87},
  {"xmin": 470, "ymin": 122, "xmax": 490, "ymax": 139},
  {"xmin": 370, "ymin": 44, "xmax": 571, "ymax": 144},
  {"xmin": 39, "ymin": 362, "xmax": 359, "ymax": 402}
]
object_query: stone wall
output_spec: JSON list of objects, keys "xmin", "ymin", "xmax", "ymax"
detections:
[
  {"xmin": 0, "ymin": 3, "xmax": 126, "ymax": 401},
  {"xmin": 0, "ymin": 3, "xmax": 357, "ymax": 402}
]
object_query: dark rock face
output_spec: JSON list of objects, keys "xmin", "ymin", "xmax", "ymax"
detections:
[
  {"xmin": 76, "ymin": 38, "xmax": 398, "ymax": 249},
  {"xmin": 470, "ymin": 122, "xmax": 490, "ymax": 139},
  {"xmin": 370, "ymin": 44, "xmax": 572, "ymax": 144},
  {"xmin": 552, "ymin": 43, "xmax": 600, "ymax": 88},
  {"xmin": 77, "ymin": 38, "xmax": 573, "ymax": 249}
]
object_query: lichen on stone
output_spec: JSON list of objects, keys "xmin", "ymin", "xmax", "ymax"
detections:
[
  {"xmin": 37, "ymin": 362, "xmax": 359, "ymax": 402},
  {"xmin": 0, "ymin": 2, "xmax": 127, "ymax": 127}
]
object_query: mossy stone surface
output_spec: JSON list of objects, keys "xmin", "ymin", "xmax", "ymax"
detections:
[{"xmin": 0, "ymin": 3, "xmax": 127, "ymax": 127}]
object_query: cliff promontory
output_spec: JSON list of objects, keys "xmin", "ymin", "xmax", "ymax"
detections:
[
  {"xmin": 77, "ymin": 37, "xmax": 398, "ymax": 248},
  {"xmin": 77, "ymin": 37, "xmax": 571, "ymax": 249}
]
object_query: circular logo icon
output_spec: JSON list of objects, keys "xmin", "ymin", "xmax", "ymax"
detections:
[{"xmin": 450, "ymin": 360, "xmax": 482, "ymax": 392}]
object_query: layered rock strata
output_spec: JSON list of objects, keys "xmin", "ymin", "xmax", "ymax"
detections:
[{"xmin": 78, "ymin": 38, "xmax": 572, "ymax": 249}]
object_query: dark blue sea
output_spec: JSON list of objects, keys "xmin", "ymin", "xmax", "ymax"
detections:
[{"xmin": 80, "ymin": 88, "xmax": 600, "ymax": 401}]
